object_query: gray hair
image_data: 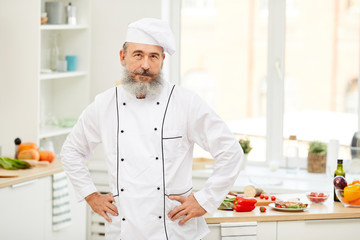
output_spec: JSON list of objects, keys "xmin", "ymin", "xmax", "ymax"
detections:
[{"xmin": 122, "ymin": 42, "xmax": 164, "ymax": 55}]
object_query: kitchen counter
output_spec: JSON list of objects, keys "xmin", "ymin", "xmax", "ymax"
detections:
[
  {"xmin": 205, "ymin": 194, "xmax": 360, "ymax": 224},
  {"xmin": 0, "ymin": 159, "xmax": 63, "ymax": 188},
  {"xmin": 204, "ymin": 194, "xmax": 360, "ymax": 240}
]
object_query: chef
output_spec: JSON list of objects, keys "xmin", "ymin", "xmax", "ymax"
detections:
[{"xmin": 60, "ymin": 18, "xmax": 243, "ymax": 240}]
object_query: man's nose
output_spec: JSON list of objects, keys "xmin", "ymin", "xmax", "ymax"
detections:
[{"xmin": 141, "ymin": 57, "xmax": 150, "ymax": 70}]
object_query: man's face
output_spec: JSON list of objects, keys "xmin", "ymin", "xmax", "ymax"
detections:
[{"xmin": 120, "ymin": 42, "xmax": 165, "ymax": 83}]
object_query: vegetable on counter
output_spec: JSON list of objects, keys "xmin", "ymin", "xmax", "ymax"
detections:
[
  {"xmin": 18, "ymin": 149, "xmax": 40, "ymax": 161},
  {"xmin": 232, "ymin": 196, "xmax": 257, "ymax": 212},
  {"xmin": 334, "ymin": 176, "xmax": 347, "ymax": 190},
  {"xmin": 218, "ymin": 197, "xmax": 235, "ymax": 210},
  {"xmin": 344, "ymin": 183, "xmax": 360, "ymax": 202},
  {"xmin": 15, "ymin": 140, "xmax": 56, "ymax": 163},
  {"xmin": 259, "ymin": 206, "xmax": 267, "ymax": 212},
  {"xmin": 0, "ymin": 157, "xmax": 31, "ymax": 170},
  {"xmin": 39, "ymin": 150, "xmax": 56, "ymax": 163},
  {"xmin": 243, "ymin": 185, "xmax": 263, "ymax": 197}
]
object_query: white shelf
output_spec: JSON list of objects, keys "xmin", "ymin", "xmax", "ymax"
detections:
[
  {"xmin": 40, "ymin": 24, "xmax": 88, "ymax": 30},
  {"xmin": 39, "ymin": 126, "xmax": 72, "ymax": 138},
  {"xmin": 40, "ymin": 71, "xmax": 88, "ymax": 80}
]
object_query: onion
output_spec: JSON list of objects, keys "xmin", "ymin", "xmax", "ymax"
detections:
[{"xmin": 333, "ymin": 176, "xmax": 347, "ymax": 190}]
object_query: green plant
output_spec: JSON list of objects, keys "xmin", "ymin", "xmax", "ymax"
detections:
[
  {"xmin": 239, "ymin": 139, "xmax": 252, "ymax": 154},
  {"xmin": 308, "ymin": 141, "xmax": 327, "ymax": 155}
]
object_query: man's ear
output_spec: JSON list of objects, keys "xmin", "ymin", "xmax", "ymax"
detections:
[
  {"xmin": 120, "ymin": 49, "xmax": 126, "ymax": 66},
  {"xmin": 161, "ymin": 53, "xmax": 166, "ymax": 68}
]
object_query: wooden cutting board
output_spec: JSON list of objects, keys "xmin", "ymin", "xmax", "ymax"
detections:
[
  {"xmin": 0, "ymin": 170, "xmax": 19, "ymax": 178},
  {"xmin": 225, "ymin": 194, "xmax": 276, "ymax": 207},
  {"xmin": 255, "ymin": 197, "xmax": 276, "ymax": 206}
]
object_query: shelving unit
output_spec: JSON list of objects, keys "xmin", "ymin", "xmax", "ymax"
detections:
[
  {"xmin": 0, "ymin": 0, "xmax": 93, "ymax": 157},
  {"xmin": 39, "ymin": 0, "xmax": 91, "ymax": 154}
]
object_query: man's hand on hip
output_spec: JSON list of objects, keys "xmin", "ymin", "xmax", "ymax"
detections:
[
  {"xmin": 167, "ymin": 192, "xmax": 207, "ymax": 225},
  {"xmin": 85, "ymin": 192, "xmax": 118, "ymax": 223}
]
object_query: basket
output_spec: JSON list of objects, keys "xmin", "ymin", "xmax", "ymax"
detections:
[{"xmin": 307, "ymin": 153, "xmax": 326, "ymax": 173}]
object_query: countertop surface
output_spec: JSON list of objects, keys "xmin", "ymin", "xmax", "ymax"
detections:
[
  {"xmin": 205, "ymin": 194, "xmax": 360, "ymax": 223},
  {"xmin": 0, "ymin": 159, "xmax": 63, "ymax": 188},
  {"xmin": 2, "ymin": 160, "xmax": 360, "ymax": 224}
]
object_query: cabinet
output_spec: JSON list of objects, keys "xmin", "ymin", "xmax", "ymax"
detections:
[
  {"xmin": 0, "ymin": 0, "xmax": 91, "ymax": 157},
  {"xmin": 277, "ymin": 219, "xmax": 360, "ymax": 240},
  {"xmin": 0, "ymin": 175, "xmax": 86, "ymax": 240},
  {"xmin": 203, "ymin": 219, "xmax": 360, "ymax": 240}
]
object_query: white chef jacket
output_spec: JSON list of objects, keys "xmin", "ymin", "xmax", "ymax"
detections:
[{"xmin": 61, "ymin": 80, "xmax": 243, "ymax": 240}]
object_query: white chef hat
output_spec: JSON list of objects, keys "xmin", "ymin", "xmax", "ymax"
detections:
[{"xmin": 125, "ymin": 18, "xmax": 176, "ymax": 55}]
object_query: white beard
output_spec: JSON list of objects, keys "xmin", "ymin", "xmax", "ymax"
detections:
[{"xmin": 122, "ymin": 68, "xmax": 163, "ymax": 99}]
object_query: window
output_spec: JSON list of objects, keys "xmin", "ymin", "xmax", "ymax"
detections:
[
  {"xmin": 283, "ymin": 0, "xmax": 359, "ymax": 167},
  {"xmin": 178, "ymin": 0, "xmax": 360, "ymax": 168},
  {"xmin": 180, "ymin": 0, "xmax": 268, "ymax": 162}
]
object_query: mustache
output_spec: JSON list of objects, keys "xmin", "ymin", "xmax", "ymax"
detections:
[{"xmin": 133, "ymin": 69, "xmax": 155, "ymax": 77}]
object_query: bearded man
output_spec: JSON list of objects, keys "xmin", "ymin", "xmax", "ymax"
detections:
[{"xmin": 60, "ymin": 18, "xmax": 243, "ymax": 240}]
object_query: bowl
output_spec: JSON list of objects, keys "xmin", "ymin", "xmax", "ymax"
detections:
[
  {"xmin": 335, "ymin": 189, "xmax": 360, "ymax": 207},
  {"xmin": 306, "ymin": 192, "xmax": 329, "ymax": 204}
]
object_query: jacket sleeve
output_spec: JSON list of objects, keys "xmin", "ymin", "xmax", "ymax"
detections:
[
  {"xmin": 188, "ymin": 93, "xmax": 243, "ymax": 214},
  {"xmin": 60, "ymin": 101, "xmax": 101, "ymax": 201}
]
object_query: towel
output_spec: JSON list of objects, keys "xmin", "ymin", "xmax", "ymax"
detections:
[
  {"xmin": 52, "ymin": 172, "xmax": 72, "ymax": 231},
  {"xmin": 220, "ymin": 222, "xmax": 257, "ymax": 240}
]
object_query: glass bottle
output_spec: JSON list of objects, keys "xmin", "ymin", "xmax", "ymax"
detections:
[
  {"xmin": 334, "ymin": 159, "xmax": 345, "ymax": 201},
  {"xmin": 285, "ymin": 135, "xmax": 299, "ymax": 173},
  {"xmin": 48, "ymin": 33, "xmax": 59, "ymax": 71}
]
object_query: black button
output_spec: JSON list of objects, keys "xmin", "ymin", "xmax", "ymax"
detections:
[
  {"xmin": 122, "ymin": 218, "xmax": 125, "ymax": 221},
  {"xmin": 121, "ymin": 130, "xmax": 124, "ymax": 133},
  {"xmin": 158, "ymin": 216, "xmax": 162, "ymax": 219},
  {"xmin": 123, "ymin": 102, "xmax": 126, "ymax": 106},
  {"xmin": 154, "ymin": 128, "xmax": 157, "ymax": 131},
  {"xmin": 157, "ymin": 187, "xmax": 160, "ymax": 190},
  {"xmin": 121, "ymin": 158, "xmax": 124, "ymax": 162},
  {"xmin": 157, "ymin": 102, "xmax": 160, "ymax": 105},
  {"xmin": 121, "ymin": 188, "xmax": 124, "ymax": 192},
  {"xmin": 155, "ymin": 157, "xmax": 159, "ymax": 160}
]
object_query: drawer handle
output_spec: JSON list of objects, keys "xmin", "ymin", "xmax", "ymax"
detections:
[{"xmin": 12, "ymin": 179, "xmax": 39, "ymax": 188}]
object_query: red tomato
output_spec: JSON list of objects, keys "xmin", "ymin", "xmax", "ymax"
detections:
[
  {"xmin": 264, "ymin": 195, "xmax": 269, "ymax": 200},
  {"xmin": 260, "ymin": 206, "xmax": 266, "ymax": 212},
  {"xmin": 271, "ymin": 196, "xmax": 276, "ymax": 201},
  {"xmin": 260, "ymin": 194, "xmax": 265, "ymax": 199}
]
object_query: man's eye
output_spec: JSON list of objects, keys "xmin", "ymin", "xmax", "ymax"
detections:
[
  {"xmin": 151, "ymin": 55, "xmax": 159, "ymax": 59},
  {"xmin": 134, "ymin": 54, "xmax": 142, "ymax": 58}
]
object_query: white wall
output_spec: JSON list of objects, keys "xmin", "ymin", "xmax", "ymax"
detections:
[
  {"xmin": 0, "ymin": 0, "xmax": 40, "ymax": 156},
  {"xmin": 90, "ymin": 0, "xmax": 163, "ymax": 100}
]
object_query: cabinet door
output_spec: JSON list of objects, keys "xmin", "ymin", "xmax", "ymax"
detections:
[
  {"xmin": 277, "ymin": 219, "xmax": 360, "ymax": 240},
  {"xmin": 0, "ymin": 177, "xmax": 50, "ymax": 240}
]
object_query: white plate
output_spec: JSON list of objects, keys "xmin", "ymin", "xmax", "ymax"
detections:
[{"xmin": 268, "ymin": 203, "xmax": 308, "ymax": 212}]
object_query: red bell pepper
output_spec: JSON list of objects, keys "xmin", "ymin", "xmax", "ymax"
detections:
[
  {"xmin": 232, "ymin": 196, "xmax": 257, "ymax": 212},
  {"xmin": 233, "ymin": 204, "xmax": 256, "ymax": 212}
]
